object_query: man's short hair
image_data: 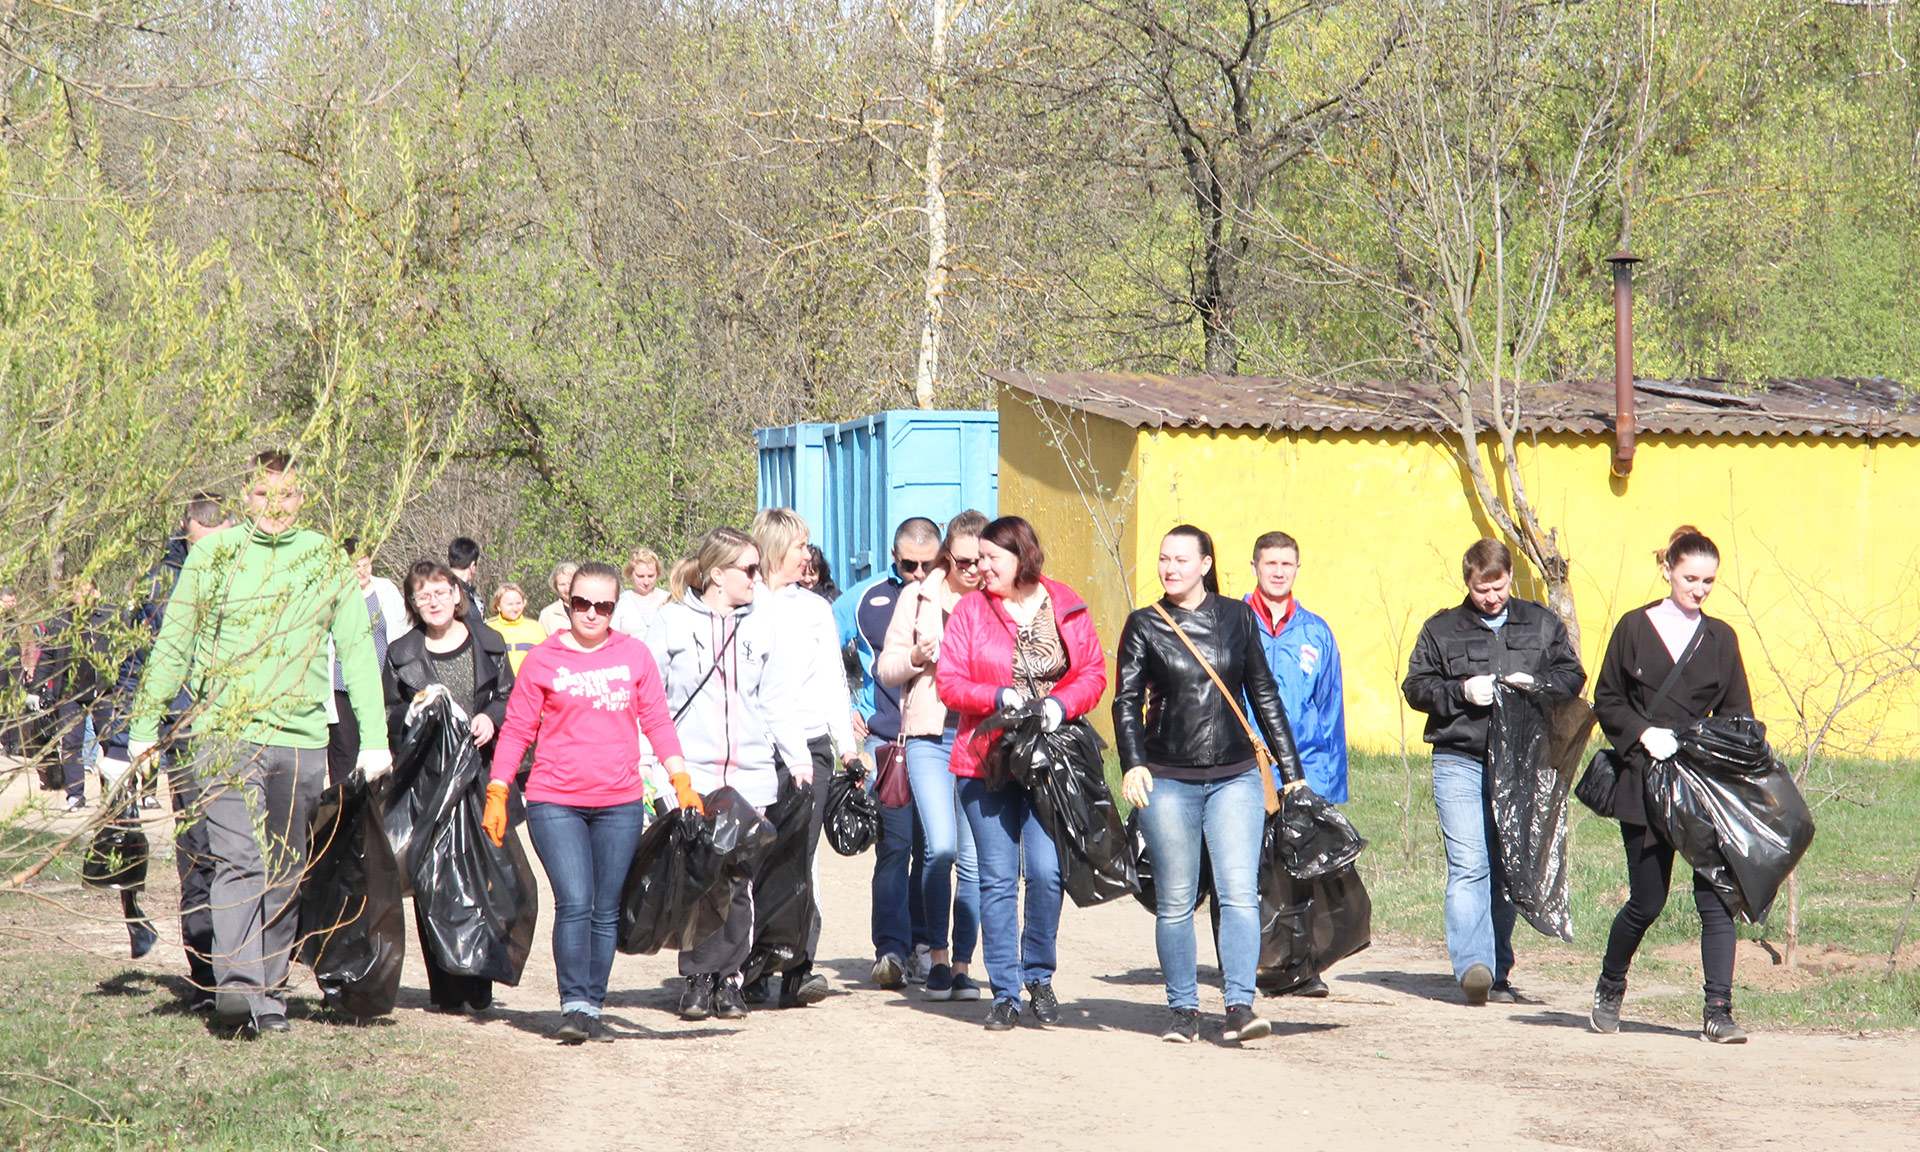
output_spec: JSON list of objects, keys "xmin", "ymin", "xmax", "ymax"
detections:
[
  {"xmin": 184, "ymin": 494, "xmax": 225, "ymax": 530},
  {"xmin": 1252, "ymin": 530, "xmax": 1299, "ymax": 562},
  {"xmin": 447, "ymin": 537, "xmax": 481, "ymax": 570},
  {"xmin": 252, "ymin": 449, "xmax": 293, "ymax": 473},
  {"xmin": 893, "ymin": 517, "xmax": 940, "ymax": 551},
  {"xmin": 1462, "ymin": 538, "xmax": 1513, "ymax": 584}
]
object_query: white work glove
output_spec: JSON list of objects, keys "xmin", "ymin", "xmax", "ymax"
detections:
[
  {"xmin": 98, "ymin": 753, "xmax": 133, "ymax": 788},
  {"xmin": 996, "ymin": 687, "xmax": 1023, "ymax": 711},
  {"xmin": 355, "ymin": 749, "xmax": 394, "ymax": 782},
  {"xmin": 25, "ymin": 692, "xmax": 41, "ymax": 710},
  {"xmin": 1639, "ymin": 727, "xmax": 1679, "ymax": 761},
  {"xmin": 1040, "ymin": 697, "xmax": 1065, "ymax": 732},
  {"xmin": 404, "ymin": 682, "xmax": 466, "ymax": 727},
  {"xmin": 1463, "ymin": 675, "xmax": 1496, "ymax": 707},
  {"xmin": 127, "ymin": 739, "xmax": 158, "ymax": 765},
  {"xmin": 1504, "ymin": 672, "xmax": 1535, "ymax": 687}
]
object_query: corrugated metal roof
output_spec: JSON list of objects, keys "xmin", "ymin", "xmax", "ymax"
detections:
[{"xmin": 988, "ymin": 371, "xmax": 1920, "ymax": 439}]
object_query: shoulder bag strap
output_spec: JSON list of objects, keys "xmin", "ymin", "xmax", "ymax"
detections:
[
  {"xmin": 1150, "ymin": 601, "xmax": 1282, "ymax": 814},
  {"xmin": 1642, "ymin": 619, "xmax": 1708, "ymax": 724},
  {"xmin": 673, "ymin": 619, "xmax": 739, "ymax": 725}
]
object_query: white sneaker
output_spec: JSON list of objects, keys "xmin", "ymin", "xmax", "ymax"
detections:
[{"xmin": 906, "ymin": 944, "xmax": 933, "ymax": 984}]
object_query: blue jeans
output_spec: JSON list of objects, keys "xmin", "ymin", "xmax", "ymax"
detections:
[
  {"xmin": 525, "ymin": 799, "xmax": 648, "ymax": 1015},
  {"xmin": 1431, "ymin": 753, "xmax": 1515, "ymax": 983},
  {"xmin": 867, "ymin": 735, "xmax": 928, "ymax": 959},
  {"xmin": 905, "ymin": 730, "xmax": 978, "ymax": 963},
  {"xmin": 959, "ymin": 776, "xmax": 1063, "ymax": 1005},
  {"xmin": 1137, "ymin": 768, "xmax": 1266, "ymax": 1010}
]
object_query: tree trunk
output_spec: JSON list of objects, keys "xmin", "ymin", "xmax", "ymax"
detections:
[{"xmin": 913, "ymin": 0, "xmax": 953, "ymax": 410}]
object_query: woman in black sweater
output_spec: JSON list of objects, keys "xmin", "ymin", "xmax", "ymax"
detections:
[{"xmin": 1589, "ymin": 529, "xmax": 1753, "ymax": 1043}]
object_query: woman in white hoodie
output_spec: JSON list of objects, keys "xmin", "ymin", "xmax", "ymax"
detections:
[
  {"xmin": 646, "ymin": 527, "xmax": 812, "ymax": 1022},
  {"xmin": 746, "ymin": 507, "xmax": 858, "ymax": 1008}
]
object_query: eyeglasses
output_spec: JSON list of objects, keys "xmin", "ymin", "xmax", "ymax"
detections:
[
  {"xmin": 951, "ymin": 556, "xmax": 981, "ymax": 571},
  {"xmin": 898, "ymin": 558, "xmax": 934, "ymax": 576},
  {"xmin": 569, "ymin": 595, "xmax": 618, "ymax": 616},
  {"xmin": 413, "ymin": 588, "xmax": 457, "ymax": 605},
  {"xmin": 727, "ymin": 563, "xmax": 760, "ymax": 579}
]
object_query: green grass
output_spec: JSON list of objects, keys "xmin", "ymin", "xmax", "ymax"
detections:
[
  {"xmin": 1342, "ymin": 746, "xmax": 1920, "ymax": 1030},
  {"xmin": 0, "ymin": 894, "xmax": 465, "ymax": 1151}
]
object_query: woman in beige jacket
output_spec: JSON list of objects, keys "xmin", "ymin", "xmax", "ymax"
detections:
[{"xmin": 875, "ymin": 510, "xmax": 989, "ymax": 1002}]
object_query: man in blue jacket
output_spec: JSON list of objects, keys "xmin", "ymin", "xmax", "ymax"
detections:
[
  {"xmin": 1245, "ymin": 531, "xmax": 1347, "ymax": 802},
  {"xmin": 835, "ymin": 518, "xmax": 937, "ymax": 988}
]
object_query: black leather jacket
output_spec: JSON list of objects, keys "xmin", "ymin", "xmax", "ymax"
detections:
[
  {"xmin": 1112, "ymin": 593, "xmax": 1303, "ymax": 782},
  {"xmin": 1401, "ymin": 596, "xmax": 1586, "ymax": 760},
  {"xmin": 383, "ymin": 620, "xmax": 514, "ymax": 763}
]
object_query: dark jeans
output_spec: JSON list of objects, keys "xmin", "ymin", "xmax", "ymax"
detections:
[
  {"xmin": 525, "ymin": 799, "xmax": 647, "ymax": 1015},
  {"xmin": 326, "ymin": 691, "xmax": 360, "ymax": 788},
  {"xmin": 867, "ymin": 737, "xmax": 928, "ymax": 960},
  {"xmin": 1601, "ymin": 821, "xmax": 1737, "ymax": 1002}
]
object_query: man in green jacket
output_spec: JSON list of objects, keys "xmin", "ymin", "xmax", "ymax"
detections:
[{"xmin": 127, "ymin": 450, "xmax": 391, "ymax": 1037}]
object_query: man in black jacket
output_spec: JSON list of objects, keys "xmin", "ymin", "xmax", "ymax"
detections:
[{"xmin": 1402, "ymin": 539, "xmax": 1584, "ymax": 1005}]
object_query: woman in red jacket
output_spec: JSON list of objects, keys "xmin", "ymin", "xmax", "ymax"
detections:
[{"xmin": 936, "ymin": 516, "xmax": 1107, "ymax": 1032}]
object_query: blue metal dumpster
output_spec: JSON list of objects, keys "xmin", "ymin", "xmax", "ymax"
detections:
[{"xmin": 755, "ymin": 410, "xmax": 998, "ymax": 586}]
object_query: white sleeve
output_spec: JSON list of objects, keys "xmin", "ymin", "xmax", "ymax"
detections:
[
  {"xmin": 812, "ymin": 598, "xmax": 856, "ymax": 753},
  {"xmin": 760, "ymin": 613, "xmax": 817, "ymax": 772}
]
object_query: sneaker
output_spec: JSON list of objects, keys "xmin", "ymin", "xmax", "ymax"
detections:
[
  {"xmin": 139, "ymin": 794, "xmax": 160, "ymax": 810},
  {"xmin": 741, "ymin": 974, "xmax": 773, "ymax": 1005},
  {"xmin": 1024, "ymin": 981, "xmax": 1059, "ymax": 1027},
  {"xmin": 1590, "ymin": 975, "xmax": 1626, "ymax": 1034},
  {"xmin": 1223, "ymin": 1004, "xmax": 1271, "ymax": 1043},
  {"xmin": 871, "ymin": 952, "xmax": 906, "ymax": 990},
  {"xmin": 255, "ymin": 1013, "xmax": 291, "ymax": 1034},
  {"xmin": 713, "ymin": 979, "xmax": 748, "ymax": 1020},
  {"xmin": 586, "ymin": 1015, "xmax": 616, "ymax": 1043},
  {"xmin": 1701, "ymin": 1000, "xmax": 1748, "ymax": 1044},
  {"xmin": 186, "ymin": 988, "xmax": 216, "ymax": 1014},
  {"xmin": 983, "ymin": 999, "xmax": 1020, "ymax": 1031},
  {"xmin": 1162, "ymin": 1008, "xmax": 1199, "ymax": 1043},
  {"xmin": 64, "ymin": 795, "xmax": 86, "ymax": 812},
  {"xmin": 554, "ymin": 1009, "xmax": 593, "ymax": 1044},
  {"xmin": 949, "ymin": 971, "xmax": 983, "ymax": 1002},
  {"xmin": 679, "ymin": 974, "xmax": 717, "ymax": 1021},
  {"xmin": 1289, "ymin": 975, "xmax": 1330, "ymax": 998},
  {"xmin": 923, "ymin": 963, "xmax": 955, "ymax": 1001},
  {"xmin": 780, "ymin": 971, "xmax": 830, "ymax": 1008},
  {"xmin": 1488, "ymin": 980, "xmax": 1518, "ymax": 1005},
  {"xmin": 1460, "ymin": 963, "xmax": 1493, "ymax": 1006},
  {"xmin": 906, "ymin": 944, "xmax": 933, "ymax": 984}
]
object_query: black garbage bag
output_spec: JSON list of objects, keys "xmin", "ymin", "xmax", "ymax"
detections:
[
  {"xmin": 81, "ymin": 821, "xmax": 149, "ymax": 890},
  {"xmin": 1642, "ymin": 716, "xmax": 1815, "ymax": 924},
  {"xmin": 618, "ymin": 786, "xmax": 776, "ymax": 955},
  {"xmin": 383, "ymin": 693, "xmax": 538, "ymax": 984},
  {"xmin": 1485, "ymin": 683, "xmax": 1590, "ymax": 942},
  {"xmin": 1276, "ymin": 784, "xmax": 1368, "ymax": 881},
  {"xmin": 299, "ymin": 773, "xmax": 406, "ymax": 1018},
  {"xmin": 1125, "ymin": 809, "xmax": 1156, "ymax": 913},
  {"xmin": 1000, "ymin": 712, "xmax": 1138, "ymax": 907},
  {"xmin": 741, "ymin": 769, "xmax": 818, "ymax": 984},
  {"xmin": 825, "ymin": 763, "xmax": 881, "ymax": 857}
]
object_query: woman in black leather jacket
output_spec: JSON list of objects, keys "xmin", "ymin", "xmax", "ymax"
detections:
[
  {"xmin": 383, "ymin": 559, "xmax": 516, "ymax": 1013},
  {"xmin": 1113, "ymin": 525, "xmax": 1303, "ymax": 1046}
]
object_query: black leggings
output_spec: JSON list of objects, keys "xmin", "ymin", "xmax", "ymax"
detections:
[{"xmin": 1601, "ymin": 822, "xmax": 1736, "ymax": 1001}]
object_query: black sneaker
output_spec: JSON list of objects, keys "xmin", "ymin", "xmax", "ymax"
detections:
[
  {"xmin": 1590, "ymin": 974, "xmax": 1626, "ymax": 1034},
  {"xmin": 741, "ymin": 974, "xmax": 772, "ymax": 1005},
  {"xmin": 1701, "ymin": 1000, "xmax": 1748, "ymax": 1044},
  {"xmin": 780, "ymin": 971, "xmax": 830, "ymax": 1008},
  {"xmin": 679, "ymin": 974, "xmax": 717, "ymax": 1021},
  {"xmin": 255, "ymin": 1013, "xmax": 291, "ymax": 1034},
  {"xmin": 983, "ymin": 999, "xmax": 1020, "ymax": 1032},
  {"xmin": 1162, "ymin": 1008, "xmax": 1199, "ymax": 1043},
  {"xmin": 1223, "ymin": 1004, "xmax": 1271, "ymax": 1043},
  {"xmin": 1488, "ymin": 980, "xmax": 1518, "ymax": 1005},
  {"xmin": 714, "ymin": 979, "xmax": 748, "ymax": 1020},
  {"xmin": 1289, "ymin": 975, "xmax": 1330, "ymax": 998},
  {"xmin": 1460, "ymin": 963, "xmax": 1493, "ymax": 1006},
  {"xmin": 1024, "ymin": 981, "xmax": 1059, "ymax": 1026},
  {"xmin": 923, "ymin": 963, "xmax": 955, "ymax": 1001},
  {"xmin": 586, "ymin": 1015, "xmax": 616, "ymax": 1043},
  {"xmin": 949, "ymin": 971, "xmax": 983, "ymax": 1002},
  {"xmin": 554, "ymin": 1009, "xmax": 593, "ymax": 1044}
]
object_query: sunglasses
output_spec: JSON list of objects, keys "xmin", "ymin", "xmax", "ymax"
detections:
[
  {"xmin": 569, "ymin": 595, "xmax": 617, "ymax": 616},
  {"xmin": 951, "ymin": 556, "xmax": 982, "ymax": 571},
  {"xmin": 728, "ymin": 562, "xmax": 761, "ymax": 579},
  {"xmin": 898, "ymin": 558, "xmax": 934, "ymax": 576}
]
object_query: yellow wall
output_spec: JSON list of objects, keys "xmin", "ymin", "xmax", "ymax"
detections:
[{"xmin": 1000, "ymin": 391, "xmax": 1920, "ymax": 757}]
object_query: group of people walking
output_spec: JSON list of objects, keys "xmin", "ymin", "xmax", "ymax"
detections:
[{"xmin": 23, "ymin": 445, "xmax": 1768, "ymax": 1049}]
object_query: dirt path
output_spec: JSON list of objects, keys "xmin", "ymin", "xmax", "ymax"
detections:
[{"xmin": 18, "ymin": 774, "xmax": 1918, "ymax": 1151}]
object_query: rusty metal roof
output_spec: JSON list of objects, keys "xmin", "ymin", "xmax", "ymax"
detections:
[{"xmin": 988, "ymin": 370, "xmax": 1920, "ymax": 439}]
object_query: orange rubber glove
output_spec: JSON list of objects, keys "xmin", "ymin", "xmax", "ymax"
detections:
[
  {"xmin": 670, "ymin": 772, "xmax": 705, "ymax": 816},
  {"xmin": 482, "ymin": 782, "xmax": 510, "ymax": 847}
]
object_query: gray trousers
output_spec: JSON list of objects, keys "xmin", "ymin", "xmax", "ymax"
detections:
[
  {"xmin": 199, "ymin": 741, "xmax": 326, "ymax": 1017},
  {"xmin": 680, "ymin": 877, "xmax": 755, "ymax": 980}
]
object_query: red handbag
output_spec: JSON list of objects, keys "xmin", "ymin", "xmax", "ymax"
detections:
[{"xmin": 873, "ymin": 739, "xmax": 913, "ymax": 808}]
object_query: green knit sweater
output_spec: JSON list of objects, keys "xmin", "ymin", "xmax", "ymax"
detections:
[{"xmin": 129, "ymin": 522, "xmax": 388, "ymax": 750}]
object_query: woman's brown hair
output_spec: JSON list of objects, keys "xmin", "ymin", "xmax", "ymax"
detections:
[{"xmin": 980, "ymin": 515, "xmax": 1046, "ymax": 588}]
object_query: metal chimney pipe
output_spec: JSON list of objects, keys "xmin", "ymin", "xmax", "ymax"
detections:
[{"xmin": 1607, "ymin": 251, "xmax": 1642, "ymax": 477}]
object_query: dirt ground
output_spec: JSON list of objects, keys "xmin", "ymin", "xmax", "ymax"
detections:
[{"xmin": 18, "ymin": 785, "xmax": 1920, "ymax": 1152}]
